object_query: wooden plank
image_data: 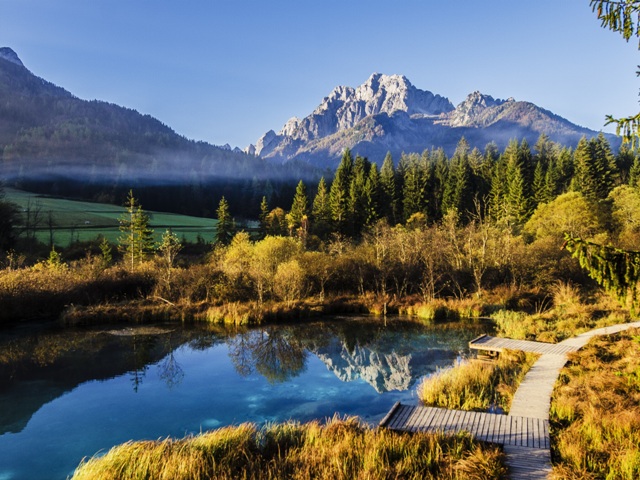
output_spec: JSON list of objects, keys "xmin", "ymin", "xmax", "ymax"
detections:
[
  {"xmin": 409, "ymin": 405, "xmax": 428, "ymax": 432},
  {"xmin": 479, "ymin": 411, "xmax": 491, "ymax": 443},
  {"xmin": 397, "ymin": 405, "xmax": 414, "ymax": 430},
  {"xmin": 468, "ymin": 411, "xmax": 480, "ymax": 437},
  {"xmin": 498, "ymin": 414, "xmax": 507, "ymax": 445},
  {"xmin": 418, "ymin": 406, "xmax": 434, "ymax": 431},
  {"xmin": 379, "ymin": 401, "xmax": 401, "ymax": 427},
  {"xmin": 389, "ymin": 404, "xmax": 411, "ymax": 430},
  {"xmin": 432, "ymin": 408, "xmax": 447, "ymax": 430}
]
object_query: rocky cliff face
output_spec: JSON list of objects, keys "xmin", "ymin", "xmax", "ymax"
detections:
[{"xmin": 250, "ymin": 73, "xmax": 611, "ymax": 168}]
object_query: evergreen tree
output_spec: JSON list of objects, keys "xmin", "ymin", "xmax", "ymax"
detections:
[
  {"xmin": 630, "ymin": 155, "xmax": 640, "ymax": 187},
  {"xmin": 364, "ymin": 163, "xmax": 381, "ymax": 227},
  {"xmin": 349, "ymin": 155, "xmax": 371, "ymax": 235},
  {"xmin": 505, "ymin": 140, "xmax": 532, "ymax": 227},
  {"xmin": 311, "ymin": 177, "xmax": 332, "ymax": 238},
  {"xmin": 401, "ymin": 153, "xmax": 429, "ymax": 222},
  {"xmin": 555, "ymin": 146, "xmax": 575, "ymax": 193},
  {"xmin": 616, "ymin": 144, "xmax": 636, "ymax": 184},
  {"xmin": 572, "ymin": 135, "xmax": 617, "ymax": 204},
  {"xmin": 531, "ymin": 159, "xmax": 547, "ymax": 208},
  {"xmin": 429, "ymin": 148, "xmax": 449, "ymax": 221},
  {"xmin": 258, "ymin": 196, "xmax": 269, "ymax": 240},
  {"xmin": 215, "ymin": 196, "xmax": 235, "ymax": 245},
  {"xmin": 442, "ymin": 137, "xmax": 473, "ymax": 221},
  {"xmin": 380, "ymin": 152, "xmax": 399, "ymax": 224},
  {"xmin": 287, "ymin": 180, "xmax": 308, "ymax": 234},
  {"xmin": 118, "ymin": 190, "xmax": 155, "ymax": 269},
  {"xmin": 329, "ymin": 148, "xmax": 354, "ymax": 234}
]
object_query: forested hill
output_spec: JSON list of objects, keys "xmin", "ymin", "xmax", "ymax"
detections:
[
  {"xmin": 0, "ymin": 48, "xmax": 306, "ymax": 186},
  {"xmin": 0, "ymin": 47, "xmax": 322, "ymax": 216}
]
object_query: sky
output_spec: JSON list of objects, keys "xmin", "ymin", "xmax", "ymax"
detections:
[{"xmin": 1, "ymin": 0, "xmax": 638, "ymax": 149}]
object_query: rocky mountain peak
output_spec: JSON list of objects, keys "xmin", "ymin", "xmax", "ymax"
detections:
[
  {"xmin": 0, "ymin": 47, "xmax": 24, "ymax": 67},
  {"xmin": 252, "ymin": 73, "xmax": 604, "ymax": 167},
  {"xmin": 255, "ymin": 73, "xmax": 454, "ymax": 158},
  {"xmin": 445, "ymin": 91, "xmax": 508, "ymax": 127}
]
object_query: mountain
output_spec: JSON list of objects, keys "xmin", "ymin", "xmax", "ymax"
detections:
[
  {"xmin": 0, "ymin": 47, "xmax": 273, "ymax": 186},
  {"xmin": 251, "ymin": 73, "xmax": 616, "ymax": 168}
]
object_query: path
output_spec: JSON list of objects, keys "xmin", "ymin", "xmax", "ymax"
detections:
[{"xmin": 380, "ymin": 320, "xmax": 640, "ymax": 480}]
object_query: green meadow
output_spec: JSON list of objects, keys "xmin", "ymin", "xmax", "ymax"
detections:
[{"xmin": 5, "ymin": 188, "xmax": 218, "ymax": 245}]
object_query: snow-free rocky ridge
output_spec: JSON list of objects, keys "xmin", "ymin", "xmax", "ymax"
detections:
[{"xmin": 249, "ymin": 73, "xmax": 612, "ymax": 168}]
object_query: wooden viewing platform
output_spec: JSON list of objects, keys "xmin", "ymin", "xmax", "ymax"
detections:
[
  {"xmin": 469, "ymin": 334, "xmax": 580, "ymax": 356},
  {"xmin": 380, "ymin": 403, "xmax": 549, "ymax": 449}
]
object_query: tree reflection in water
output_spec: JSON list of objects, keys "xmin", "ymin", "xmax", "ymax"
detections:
[
  {"xmin": 227, "ymin": 327, "xmax": 307, "ymax": 383},
  {"xmin": 158, "ymin": 336, "xmax": 184, "ymax": 389}
]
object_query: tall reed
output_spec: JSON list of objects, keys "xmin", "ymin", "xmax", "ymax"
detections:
[
  {"xmin": 418, "ymin": 350, "xmax": 537, "ymax": 412},
  {"xmin": 71, "ymin": 417, "xmax": 507, "ymax": 480},
  {"xmin": 550, "ymin": 328, "xmax": 640, "ymax": 480}
]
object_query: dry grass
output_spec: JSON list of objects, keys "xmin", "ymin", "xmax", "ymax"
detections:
[
  {"xmin": 71, "ymin": 417, "xmax": 507, "ymax": 480},
  {"xmin": 401, "ymin": 298, "xmax": 486, "ymax": 322},
  {"xmin": 550, "ymin": 328, "xmax": 640, "ymax": 480},
  {"xmin": 417, "ymin": 350, "xmax": 538, "ymax": 413}
]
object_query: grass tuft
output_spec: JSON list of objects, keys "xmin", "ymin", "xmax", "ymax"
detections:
[
  {"xmin": 71, "ymin": 417, "xmax": 507, "ymax": 480},
  {"xmin": 417, "ymin": 350, "xmax": 537, "ymax": 413}
]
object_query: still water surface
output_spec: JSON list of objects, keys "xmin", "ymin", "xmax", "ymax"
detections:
[{"xmin": 0, "ymin": 316, "xmax": 488, "ymax": 480}]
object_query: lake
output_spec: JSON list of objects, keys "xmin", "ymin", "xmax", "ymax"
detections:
[{"xmin": 0, "ymin": 316, "xmax": 488, "ymax": 480}]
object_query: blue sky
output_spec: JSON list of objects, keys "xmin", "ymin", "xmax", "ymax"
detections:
[{"xmin": 1, "ymin": 0, "xmax": 637, "ymax": 149}]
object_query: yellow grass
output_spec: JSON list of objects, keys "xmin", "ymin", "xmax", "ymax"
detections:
[
  {"xmin": 418, "ymin": 350, "xmax": 538, "ymax": 413},
  {"xmin": 550, "ymin": 328, "xmax": 640, "ymax": 479},
  {"xmin": 71, "ymin": 417, "xmax": 507, "ymax": 480}
]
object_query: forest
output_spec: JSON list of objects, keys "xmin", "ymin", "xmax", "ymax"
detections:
[{"xmin": 1, "ymin": 132, "xmax": 638, "ymax": 326}]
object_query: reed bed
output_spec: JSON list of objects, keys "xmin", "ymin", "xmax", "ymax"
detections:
[
  {"xmin": 417, "ymin": 350, "xmax": 538, "ymax": 412},
  {"xmin": 71, "ymin": 417, "xmax": 507, "ymax": 480},
  {"xmin": 550, "ymin": 328, "xmax": 640, "ymax": 480}
]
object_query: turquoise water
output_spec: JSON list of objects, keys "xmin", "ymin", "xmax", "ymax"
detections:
[{"xmin": 0, "ymin": 317, "xmax": 487, "ymax": 480}]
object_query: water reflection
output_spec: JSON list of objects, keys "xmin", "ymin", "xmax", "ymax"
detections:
[
  {"xmin": 0, "ymin": 317, "xmax": 489, "ymax": 480},
  {"xmin": 227, "ymin": 328, "xmax": 307, "ymax": 383},
  {"xmin": 0, "ymin": 317, "xmax": 486, "ymax": 436}
]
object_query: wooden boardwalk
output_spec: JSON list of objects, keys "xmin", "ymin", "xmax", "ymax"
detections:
[
  {"xmin": 380, "ymin": 402, "xmax": 549, "ymax": 449},
  {"xmin": 469, "ymin": 334, "xmax": 579, "ymax": 356},
  {"xmin": 380, "ymin": 321, "xmax": 640, "ymax": 480}
]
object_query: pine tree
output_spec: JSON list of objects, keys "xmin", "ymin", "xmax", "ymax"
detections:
[
  {"xmin": 531, "ymin": 160, "xmax": 547, "ymax": 208},
  {"xmin": 630, "ymin": 155, "xmax": 640, "ymax": 187},
  {"xmin": 215, "ymin": 196, "xmax": 234, "ymax": 245},
  {"xmin": 349, "ymin": 155, "xmax": 370, "ymax": 235},
  {"xmin": 380, "ymin": 152, "xmax": 398, "ymax": 224},
  {"xmin": 258, "ymin": 196, "xmax": 269, "ymax": 240},
  {"xmin": 442, "ymin": 137, "xmax": 473, "ymax": 221},
  {"xmin": 429, "ymin": 148, "xmax": 449, "ymax": 221},
  {"xmin": 616, "ymin": 144, "xmax": 636, "ymax": 184},
  {"xmin": 564, "ymin": 234, "xmax": 640, "ymax": 313},
  {"xmin": 401, "ymin": 153, "xmax": 429, "ymax": 222},
  {"xmin": 572, "ymin": 135, "xmax": 617, "ymax": 204},
  {"xmin": 118, "ymin": 190, "xmax": 155, "ymax": 269},
  {"xmin": 505, "ymin": 140, "xmax": 532, "ymax": 227},
  {"xmin": 329, "ymin": 148, "xmax": 354, "ymax": 235},
  {"xmin": 364, "ymin": 163, "xmax": 381, "ymax": 226},
  {"xmin": 311, "ymin": 177, "xmax": 332, "ymax": 238},
  {"xmin": 288, "ymin": 180, "xmax": 308, "ymax": 234}
]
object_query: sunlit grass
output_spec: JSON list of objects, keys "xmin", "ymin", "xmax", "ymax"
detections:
[
  {"xmin": 550, "ymin": 328, "xmax": 640, "ymax": 480},
  {"xmin": 417, "ymin": 350, "xmax": 538, "ymax": 413},
  {"xmin": 70, "ymin": 417, "xmax": 507, "ymax": 480}
]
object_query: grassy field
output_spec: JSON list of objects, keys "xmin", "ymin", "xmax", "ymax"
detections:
[{"xmin": 5, "ymin": 188, "xmax": 218, "ymax": 245}]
